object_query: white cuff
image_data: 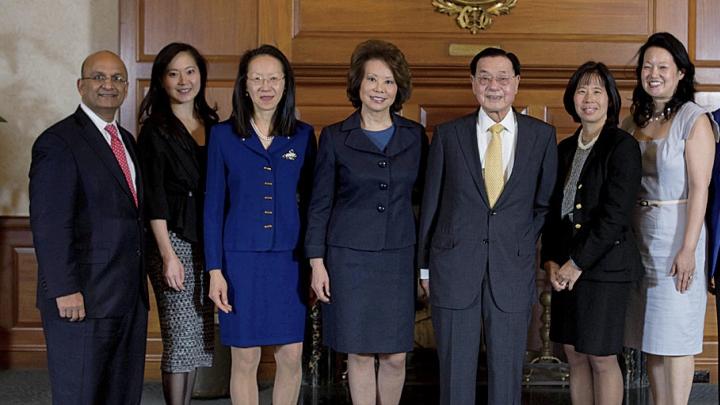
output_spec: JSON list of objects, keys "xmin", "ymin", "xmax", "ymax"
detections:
[{"xmin": 420, "ymin": 268, "xmax": 429, "ymax": 280}]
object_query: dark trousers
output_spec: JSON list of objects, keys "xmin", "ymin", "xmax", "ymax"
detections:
[
  {"xmin": 41, "ymin": 298, "xmax": 148, "ymax": 405},
  {"xmin": 432, "ymin": 271, "xmax": 531, "ymax": 405}
]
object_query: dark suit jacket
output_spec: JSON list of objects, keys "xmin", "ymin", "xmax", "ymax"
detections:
[
  {"xmin": 203, "ymin": 120, "xmax": 316, "ymax": 270},
  {"xmin": 138, "ymin": 116, "xmax": 208, "ymax": 243},
  {"xmin": 417, "ymin": 110, "xmax": 557, "ymax": 312},
  {"xmin": 707, "ymin": 109, "xmax": 720, "ymax": 282},
  {"xmin": 29, "ymin": 107, "xmax": 148, "ymax": 318},
  {"xmin": 305, "ymin": 111, "xmax": 427, "ymax": 258},
  {"xmin": 541, "ymin": 126, "xmax": 643, "ymax": 282}
]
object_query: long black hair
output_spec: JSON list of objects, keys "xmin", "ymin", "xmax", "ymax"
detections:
[
  {"xmin": 230, "ymin": 45, "xmax": 297, "ymax": 138},
  {"xmin": 631, "ymin": 32, "xmax": 696, "ymax": 128},
  {"xmin": 138, "ymin": 42, "xmax": 218, "ymax": 127}
]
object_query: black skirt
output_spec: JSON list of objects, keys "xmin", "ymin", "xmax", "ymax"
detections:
[
  {"xmin": 550, "ymin": 278, "xmax": 631, "ymax": 356},
  {"xmin": 321, "ymin": 245, "xmax": 415, "ymax": 353}
]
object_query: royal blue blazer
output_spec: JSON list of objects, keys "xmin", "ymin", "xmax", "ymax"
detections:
[
  {"xmin": 204, "ymin": 120, "xmax": 316, "ymax": 271},
  {"xmin": 707, "ymin": 109, "xmax": 720, "ymax": 280}
]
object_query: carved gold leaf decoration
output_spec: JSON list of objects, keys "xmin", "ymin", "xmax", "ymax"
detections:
[{"xmin": 432, "ymin": 0, "xmax": 518, "ymax": 34}]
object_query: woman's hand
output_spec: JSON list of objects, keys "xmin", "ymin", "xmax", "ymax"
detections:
[
  {"xmin": 163, "ymin": 253, "xmax": 185, "ymax": 291},
  {"xmin": 557, "ymin": 260, "xmax": 583, "ymax": 291},
  {"xmin": 310, "ymin": 258, "xmax": 331, "ymax": 303},
  {"xmin": 208, "ymin": 269, "xmax": 232, "ymax": 313},
  {"xmin": 671, "ymin": 248, "xmax": 696, "ymax": 293},
  {"xmin": 543, "ymin": 261, "xmax": 564, "ymax": 291}
]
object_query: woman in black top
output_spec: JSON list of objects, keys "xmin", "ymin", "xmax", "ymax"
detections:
[
  {"xmin": 138, "ymin": 42, "xmax": 219, "ymax": 405},
  {"xmin": 541, "ymin": 62, "xmax": 642, "ymax": 405}
]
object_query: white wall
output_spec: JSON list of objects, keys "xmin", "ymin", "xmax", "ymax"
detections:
[{"xmin": 0, "ymin": 0, "xmax": 119, "ymax": 215}]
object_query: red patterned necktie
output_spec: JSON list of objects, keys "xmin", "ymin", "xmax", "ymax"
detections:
[{"xmin": 105, "ymin": 124, "xmax": 138, "ymax": 207}]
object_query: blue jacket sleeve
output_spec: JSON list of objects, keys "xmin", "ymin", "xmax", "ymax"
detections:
[
  {"xmin": 29, "ymin": 131, "xmax": 82, "ymax": 298},
  {"xmin": 304, "ymin": 127, "xmax": 336, "ymax": 258},
  {"xmin": 203, "ymin": 125, "xmax": 227, "ymax": 271}
]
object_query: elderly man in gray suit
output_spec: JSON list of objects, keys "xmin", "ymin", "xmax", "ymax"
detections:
[{"xmin": 418, "ymin": 47, "xmax": 557, "ymax": 405}]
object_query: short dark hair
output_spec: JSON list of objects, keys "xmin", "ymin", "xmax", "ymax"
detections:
[
  {"xmin": 470, "ymin": 47, "xmax": 521, "ymax": 77},
  {"xmin": 631, "ymin": 32, "xmax": 696, "ymax": 128},
  {"xmin": 230, "ymin": 45, "xmax": 297, "ymax": 138},
  {"xmin": 563, "ymin": 61, "xmax": 622, "ymax": 128},
  {"xmin": 138, "ymin": 42, "xmax": 218, "ymax": 126},
  {"xmin": 346, "ymin": 40, "xmax": 412, "ymax": 113}
]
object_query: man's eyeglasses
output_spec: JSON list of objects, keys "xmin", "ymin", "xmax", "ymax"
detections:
[
  {"xmin": 80, "ymin": 74, "xmax": 128, "ymax": 86},
  {"xmin": 473, "ymin": 74, "xmax": 515, "ymax": 87}
]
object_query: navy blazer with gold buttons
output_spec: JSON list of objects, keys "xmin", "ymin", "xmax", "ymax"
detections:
[
  {"xmin": 305, "ymin": 111, "xmax": 427, "ymax": 258},
  {"xmin": 541, "ymin": 125, "xmax": 643, "ymax": 282},
  {"xmin": 204, "ymin": 120, "xmax": 316, "ymax": 271}
]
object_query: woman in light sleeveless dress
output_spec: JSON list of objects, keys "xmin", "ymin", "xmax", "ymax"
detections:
[{"xmin": 623, "ymin": 32, "xmax": 719, "ymax": 405}]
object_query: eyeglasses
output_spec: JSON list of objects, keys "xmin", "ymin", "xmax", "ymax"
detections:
[
  {"xmin": 474, "ymin": 74, "xmax": 515, "ymax": 87},
  {"xmin": 247, "ymin": 75, "xmax": 285, "ymax": 87},
  {"xmin": 80, "ymin": 74, "xmax": 128, "ymax": 86}
]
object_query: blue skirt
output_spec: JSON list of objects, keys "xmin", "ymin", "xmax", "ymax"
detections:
[
  {"xmin": 219, "ymin": 250, "xmax": 306, "ymax": 347},
  {"xmin": 322, "ymin": 245, "xmax": 415, "ymax": 353}
]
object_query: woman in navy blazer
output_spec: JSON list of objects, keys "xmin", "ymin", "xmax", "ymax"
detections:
[
  {"xmin": 306, "ymin": 40, "xmax": 427, "ymax": 405},
  {"xmin": 204, "ymin": 45, "xmax": 315, "ymax": 405},
  {"xmin": 541, "ymin": 62, "xmax": 642, "ymax": 405}
]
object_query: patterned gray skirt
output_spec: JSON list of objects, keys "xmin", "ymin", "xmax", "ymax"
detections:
[{"xmin": 146, "ymin": 231, "xmax": 214, "ymax": 373}]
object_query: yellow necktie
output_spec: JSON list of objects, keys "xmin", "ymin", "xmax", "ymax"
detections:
[{"xmin": 485, "ymin": 123, "xmax": 505, "ymax": 207}]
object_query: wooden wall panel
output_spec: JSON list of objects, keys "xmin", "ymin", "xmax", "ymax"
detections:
[
  {"xmin": 13, "ymin": 248, "xmax": 40, "ymax": 326},
  {"xmin": 298, "ymin": 0, "xmax": 650, "ymax": 36},
  {"xmin": 139, "ymin": 0, "xmax": 257, "ymax": 62},
  {"xmin": 292, "ymin": 0, "xmax": 654, "ymax": 68},
  {"xmin": 0, "ymin": 218, "xmax": 43, "ymax": 369},
  {"xmin": 694, "ymin": 0, "xmax": 720, "ymax": 62}
]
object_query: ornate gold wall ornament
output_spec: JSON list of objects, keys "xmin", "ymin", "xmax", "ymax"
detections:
[{"xmin": 432, "ymin": 0, "xmax": 518, "ymax": 34}]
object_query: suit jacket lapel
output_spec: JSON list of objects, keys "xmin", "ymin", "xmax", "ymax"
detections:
[
  {"xmin": 384, "ymin": 115, "xmax": 415, "ymax": 157},
  {"xmin": 499, "ymin": 113, "xmax": 538, "ymax": 203},
  {"xmin": 267, "ymin": 134, "xmax": 292, "ymax": 156},
  {"xmin": 454, "ymin": 112, "xmax": 488, "ymax": 204},
  {"xmin": 241, "ymin": 130, "xmax": 270, "ymax": 157},
  {"xmin": 74, "ymin": 108, "xmax": 138, "ymax": 207},
  {"xmin": 342, "ymin": 111, "xmax": 383, "ymax": 155}
]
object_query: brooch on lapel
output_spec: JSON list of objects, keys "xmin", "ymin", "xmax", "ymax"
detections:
[{"xmin": 282, "ymin": 149, "xmax": 297, "ymax": 161}]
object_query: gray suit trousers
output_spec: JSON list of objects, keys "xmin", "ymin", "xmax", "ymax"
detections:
[{"xmin": 432, "ymin": 268, "xmax": 531, "ymax": 405}]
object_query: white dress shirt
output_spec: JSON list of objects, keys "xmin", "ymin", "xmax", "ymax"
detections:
[
  {"xmin": 476, "ymin": 107, "xmax": 517, "ymax": 181},
  {"xmin": 79, "ymin": 102, "xmax": 137, "ymax": 186}
]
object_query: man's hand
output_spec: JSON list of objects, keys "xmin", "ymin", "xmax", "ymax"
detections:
[
  {"xmin": 56, "ymin": 292, "xmax": 85, "ymax": 321},
  {"xmin": 420, "ymin": 279, "xmax": 430, "ymax": 299}
]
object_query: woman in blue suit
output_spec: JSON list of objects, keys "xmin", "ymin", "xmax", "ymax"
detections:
[
  {"xmin": 306, "ymin": 40, "xmax": 427, "ymax": 405},
  {"xmin": 204, "ymin": 45, "xmax": 315, "ymax": 405}
]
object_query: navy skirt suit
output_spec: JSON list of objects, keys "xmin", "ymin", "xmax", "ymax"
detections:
[
  {"xmin": 204, "ymin": 120, "xmax": 316, "ymax": 347},
  {"xmin": 305, "ymin": 111, "xmax": 427, "ymax": 353}
]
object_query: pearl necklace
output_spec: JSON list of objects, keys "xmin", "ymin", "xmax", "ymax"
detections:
[
  {"xmin": 648, "ymin": 107, "xmax": 671, "ymax": 123},
  {"xmin": 250, "ymin": 118, "xmax": 273, "ymax": 142}
]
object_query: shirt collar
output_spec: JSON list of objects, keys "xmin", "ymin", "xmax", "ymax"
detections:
[
  {"xmin": 79, "ymin": 102, "xmax": 119, "ymax": 134},
  {"xmin": 477, "ymin": 107, "xmax": 515, "ymax": 135}
]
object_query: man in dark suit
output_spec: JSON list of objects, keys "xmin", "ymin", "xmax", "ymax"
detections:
[
  {"xmin": 418, "ymin": 47, "xmax": 557, "ymax": 405},
  {"xmin": 29, "ymin": 50, "xmax": 148, "ymax": 405}
]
